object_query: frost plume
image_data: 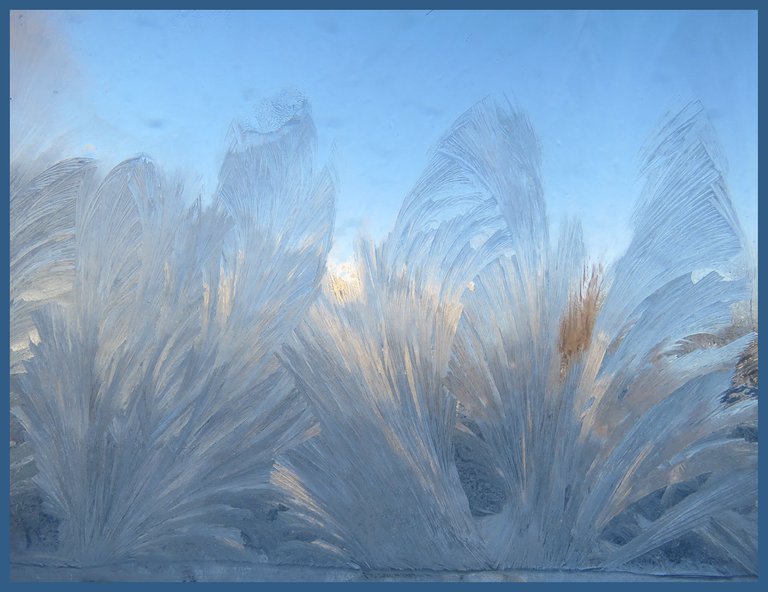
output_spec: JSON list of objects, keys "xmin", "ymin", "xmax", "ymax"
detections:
[
  {"xmin": 11, "ymin": 101, "xmax": 334, "ymax": 566},
  {"xmin": 10, "ymin": 97, "xmax": 756, "ymax": 577}
]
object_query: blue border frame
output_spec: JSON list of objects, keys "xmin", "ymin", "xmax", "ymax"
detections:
[{"xmin": 3, "ymin": 2, "xmax": 763, "ymax": 590}]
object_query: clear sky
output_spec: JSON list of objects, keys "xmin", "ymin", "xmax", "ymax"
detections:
[{"xmin": 11, "ymin": 10, "xmax": 758, "ymax": 268}]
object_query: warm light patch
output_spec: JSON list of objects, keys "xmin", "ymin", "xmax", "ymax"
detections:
[{"xmin": 558, "ymin": 264, "xmax": 603, "ymax": 379}]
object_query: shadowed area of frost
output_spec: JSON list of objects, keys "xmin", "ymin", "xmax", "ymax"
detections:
[{"xmin": 10, "ymin": 96, "xmax": 757, "ymax": 577}]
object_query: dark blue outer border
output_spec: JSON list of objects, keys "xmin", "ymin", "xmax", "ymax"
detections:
[{"xmin": 3, "ymin": 2, "xmax": 763, "ymax": 591}]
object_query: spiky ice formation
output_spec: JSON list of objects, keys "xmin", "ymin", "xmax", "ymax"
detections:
[
  {"xmin": 278, "ymin": 99, "xmax": 756, "ymax": 575},
  {"xmin": 276, "ymin": 98, "xmax": 555, "ymax": 570},
  {"xmin": 10, "ymin": 96, "xmax": 756, "ymax": 578},
  {"xmin": 277, "ymin": 240, "xmax": 486, "ymax": 569},
  {"xmin": 446, "ymin": 102, "xmax": 757, "ymax": 572},
  {"xmin": 11, "ymin": 101, "xmax": 335, "ymax": 566},
  {"xmin": 10, "ymin": 158, "xmax": 95, "ymax": 374}
]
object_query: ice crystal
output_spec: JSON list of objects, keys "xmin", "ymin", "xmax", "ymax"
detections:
[{"xmin": 10, "ymin": 97, "xmax": 756, "ymax": 577}]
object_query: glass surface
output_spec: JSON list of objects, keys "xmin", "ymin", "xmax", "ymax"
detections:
[{"xmin": 10, "ymin": 10, "xmax": 758, "ymax": 582}]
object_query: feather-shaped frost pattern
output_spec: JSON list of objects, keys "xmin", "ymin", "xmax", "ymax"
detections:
[
  {"xmin": 10, "ymin": 96, "xmax": 756, "ymax": 578},
  {"xmin": 598, "ymin": 101, "xmax": 746, "ymax": 336},
  {"xmin": 279, "ymin": 240, "xmax": 487, "ymax": 570},
  {"xmin": 12, "ymin": 98, "xmax": 335, "ymax": 566},
  {"xmin": 386, "ymin": 96, "xmax": 547, "ymax": 297},
  {"xmin": 10, "ymin": 157, "xmax": 95, "ymax": 372},
  {"xmin": 276, "ymin": 98, "xmax": 561, "ymax": 570},
  {"xmin": 445, "ymin": 101, "xmax": 756, "ymax": 572}
]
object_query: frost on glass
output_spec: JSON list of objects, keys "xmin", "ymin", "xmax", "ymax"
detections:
[
  {"xmin": 10, "ymin": 98, "xmax": 756, "ymax": 579},
  {"xmin": 11, "ymin": 101, "xmax": 335, "ymax": 566},
  {"xmin": 445, "ymin": 102, "xmax": 756, "ymax": 573}
]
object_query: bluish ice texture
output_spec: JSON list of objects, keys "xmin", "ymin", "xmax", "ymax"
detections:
[{"xmin": 10, "ymin": 96, "xmax": 757, "ymax": 578}]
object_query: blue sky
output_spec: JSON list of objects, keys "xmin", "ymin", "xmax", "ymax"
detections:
[{"xmin": 12, "ymin": 10, "xmax": 758, "ymax": 267}]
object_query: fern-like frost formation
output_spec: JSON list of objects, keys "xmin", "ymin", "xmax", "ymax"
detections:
[{"xmin": 10, "ymin": 97, "xmax": 757, "ymax": 578}]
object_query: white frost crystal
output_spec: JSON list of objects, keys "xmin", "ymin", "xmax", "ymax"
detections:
[{"xmin": 11, "ymin": 98, "xmax": 756, "ymax": 577}]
